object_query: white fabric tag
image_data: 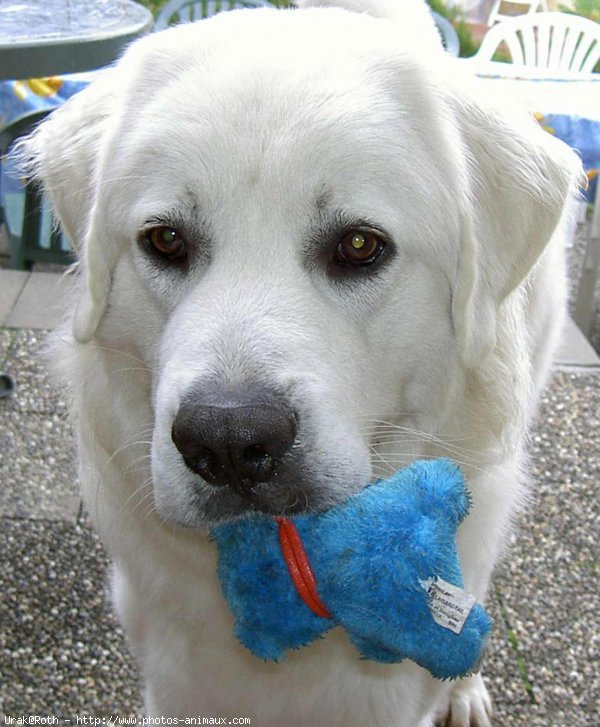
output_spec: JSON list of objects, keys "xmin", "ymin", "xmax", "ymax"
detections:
[{"xmin": 421, "ymin": 577, "xmax": 476, "ymax": 635}]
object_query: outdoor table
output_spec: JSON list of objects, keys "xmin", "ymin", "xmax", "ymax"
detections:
[
  {"xmin": 471, "ymin": 66, "xmax": 600, "ymax": 120},
  {"xmin": 0, "ymin": 0, "xmax": 153, "ymax": 81}
]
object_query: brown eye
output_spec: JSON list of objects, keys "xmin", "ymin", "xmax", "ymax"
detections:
[
  {"xmin": 146, "ymin": 226, "xmax": 186, "ymax": 259},
  {"xmin": 335, "ymin": 230, "xmax": 385, "ymax": 266}
]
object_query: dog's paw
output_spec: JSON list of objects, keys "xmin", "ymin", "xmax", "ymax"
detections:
[{"xmin": 434, "ymin": 673, "xmax": 494, "ymax": 727}]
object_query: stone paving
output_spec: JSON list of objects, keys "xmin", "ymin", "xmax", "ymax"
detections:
[{"xmin": 0, "ymin": 280, "xmax": 598, "ymax": 725}]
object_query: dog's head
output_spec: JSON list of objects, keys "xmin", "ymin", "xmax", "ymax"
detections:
[{"xmin": 21, "ymin": 1, "xmax": 582, "ymax": 527}]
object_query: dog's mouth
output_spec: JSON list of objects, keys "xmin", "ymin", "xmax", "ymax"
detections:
[
  {"xmin": 155, "ymin": 464, "xmax": 373, "ymax": 529},
  {"xmin": 194, "ymin": 477, "xmax": 328, "ymax": 525}
]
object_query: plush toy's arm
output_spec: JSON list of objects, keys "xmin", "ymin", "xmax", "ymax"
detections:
[
  {"xmin": 385, "ymin": 459, "xmax": 472, "ymax": 528},
  {"xmin": 296, "ymin": 459, "xmax": 490, "ymax": 678},
  {"xmin": 347, "ymin": 591, "xmax": 491, "ymax": 680}
]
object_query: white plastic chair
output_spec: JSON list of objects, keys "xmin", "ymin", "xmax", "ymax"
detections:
[
  {"xmin": 473, "ymin": 12, "xmax": 600, "ymax": 78},
  {"xmin": 487, "ymin": 0, "xmax": 548, "ymax": 28},
  {"xmin": 155, "ymin": 0, "xmax": 271, "ymax": 31}
]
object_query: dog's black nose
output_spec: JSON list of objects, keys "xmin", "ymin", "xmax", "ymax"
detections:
[{"xmin": 171, "ymin": 384, "xmax": 297, "ymax": 497}]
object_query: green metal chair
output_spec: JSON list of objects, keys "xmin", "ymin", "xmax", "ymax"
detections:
[
  {"xmin": 155, "ymin": 0, "xmax": 272, "ymax": 31},
  {"xmin": 0, "ymin": 110, "xmax": 74, "ymax": 269}
]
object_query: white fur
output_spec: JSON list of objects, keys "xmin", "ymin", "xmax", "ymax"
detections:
[{"xmin": 22, "ymin": 0, "xmax": 583, "ymax": 724}]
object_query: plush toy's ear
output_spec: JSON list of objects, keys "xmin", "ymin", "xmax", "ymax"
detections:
[
  {"xmin": 447, "ymin": 90, "xmax": 584, "ymax": 367},
  {"xmin": 17, "ymin": 70, "xmax": 120, "ymax": 343}
]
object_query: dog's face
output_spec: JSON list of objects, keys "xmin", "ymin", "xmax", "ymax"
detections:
[{"xmin": 25, "ymin": 7, "xmax": 579, "ymax": 527}]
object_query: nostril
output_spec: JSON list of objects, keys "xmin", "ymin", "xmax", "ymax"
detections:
[
  {"xmin": 197, "ymin": 446, "xmax": 218, "ymax": 472},
  {"xmin": 183, "ymin": 445, "xmax": 221, "ymax": 485},
  {"xmin": 241, "ymin": 443, "xmax": 274, "ymax": 480},
  {"xmin": 243, "ymin": 443, "xmax": 269, "ymax": 462},
  {"xmin": 199, "ymin": 445, "xmax": 216, "ymax": 460}
]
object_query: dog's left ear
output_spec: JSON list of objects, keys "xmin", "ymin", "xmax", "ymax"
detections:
[
  {"xmin": 447, "ymin": 89, "xmax": 584, "ymax": 367},
  {"xmin": 16, "ymin": 69, "xmax": 123, "ymax": 343}
]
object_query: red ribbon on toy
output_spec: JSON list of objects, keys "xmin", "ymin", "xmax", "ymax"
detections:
[{"xmin": 275, "ymin": 516, "xmax": 332, "ymax": 619}]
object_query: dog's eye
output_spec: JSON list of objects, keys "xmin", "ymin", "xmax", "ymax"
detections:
[
  {"xmin": 334, "ymin": 230, "xmax": 385, "ymax": 266},
  {"xmin": 145, "ymin": 226, "xmax": 186, "ymax": 260}
]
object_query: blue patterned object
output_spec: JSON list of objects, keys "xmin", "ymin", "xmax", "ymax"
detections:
[
  {"xmin": 0, "ymin": 75, "xmax": 92, "ymax": 130},
  {"xmin": 536, "ymin": 112, "xmax": 600, "ymax": 202},
  {"xmin": 212, "ymin": 459, "xmax": 492, "ymax": 680},
  {"xmin": 0, "ymin": 75, "xmax": 93, "ymax": 237}
]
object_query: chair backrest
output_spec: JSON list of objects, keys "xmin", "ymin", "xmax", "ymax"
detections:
[
  {"xmin": 155, "ymin": 0, "xmax": 270, "ymax": 31},
  {"xmin": 476, "ymin": 12, "xmax": 600, "ymax": 76},
  {"xmin": 487, "ymin": 0, "xmax": 547, "ymax": 28}
]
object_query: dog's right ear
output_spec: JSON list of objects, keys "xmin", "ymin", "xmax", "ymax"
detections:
[{"xmin": 17, "ymin": 70, "xmax": 120, "ymax": 343}]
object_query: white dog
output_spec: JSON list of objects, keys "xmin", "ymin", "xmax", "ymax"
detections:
[{"xmin": 22, "ymin": 0, "xmax": 582, "ymax": 723}]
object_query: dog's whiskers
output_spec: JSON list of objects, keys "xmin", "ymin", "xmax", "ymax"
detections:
[
  {"xmin": 369, "ymin": 443, "xmax": 395, "ymax": 476},
  {"xmin": 124, "ymin": 451, "xmax": 154, "ymax": 474},
  {"xmin": 371, "ymin": 437, "xmax": 482, "ymax": 463},
  {"xmin": 104, "ymin": 428, "xmax": 154, "ymax": 466},
  {"xmin": 110, "ymin": 366, "xmax": 155, "ymax": 376},
  {"xmin": 361, "ymin": 421, "xmax": 477, "ymax": 445},
  {"xmin": 119, "ymin": 478, "xmax": 155, "ymax": 518},
  {"xmin": 370, "ymin": 449, "xmax": 488, "ymax": 476},
  {"xmin": 87, "ymin": 343, "xmax": 157, "ymax": 373},
  {"xmin": 359, "ymin": 420, "xmax": 483, "ymax": 465}
]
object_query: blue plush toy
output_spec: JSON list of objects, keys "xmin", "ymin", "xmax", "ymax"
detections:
[{"xmin": 211, "ymin": 459, "xmax": 491, "ymax": 680}]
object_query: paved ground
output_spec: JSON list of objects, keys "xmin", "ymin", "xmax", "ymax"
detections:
[{"xmin": 0, "ymin": 276, "xmax": 599, "ymax": 725}]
